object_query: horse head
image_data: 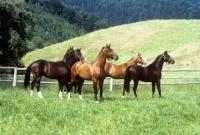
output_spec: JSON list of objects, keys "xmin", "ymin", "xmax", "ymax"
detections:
[
  {"xmin": 136, "ymin": 53, "xmax": 147, "ymax": 66},
  {"xmin": 163, "ymin": 51, "xmax": 175, "ymax": 64},
  {"xmin": 75, "ymin": 48, "xmax": 85, "ymax": 61},
  {"xmin": 102, "ymin": 43, "xmax": 118, "ymax": 60},
  {"xmin": 63, "ymin": 46, "xmax": 74, "ymax": 60}
]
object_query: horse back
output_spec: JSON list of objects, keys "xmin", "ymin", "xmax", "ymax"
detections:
[
  {"xmin": 130, "ymin": 64, "xmax": 161, "ymax": 82},
  {"xmin": 71, "ymin": 61, "xmax": 93, "ymax": 80},
  {"xmin": 31, "ymin": 60, "xmax": 68, "ymax": 79},
  {"xmin": 105, "ymin": 62, "xmax": 128, "ymax": 79}
]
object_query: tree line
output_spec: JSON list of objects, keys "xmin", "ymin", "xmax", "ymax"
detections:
[
  {"xmin": 25, "ymin": 0, "xmax": 111, "ymax": 50},
  {"xmin": 61, "ymin": 0, "xmax": 200, "ymax": 26}
]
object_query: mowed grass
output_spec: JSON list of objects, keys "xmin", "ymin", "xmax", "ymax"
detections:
[{"xmin": 1, "ymin": 83, "xmax": 200, "ymax": 134}]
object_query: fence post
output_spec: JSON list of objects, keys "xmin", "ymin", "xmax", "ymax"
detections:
[
  {"xmin": 13, "ymin": 68, "xmax": 17, "ymax": 86},
  {"xmin": 109, "ymin": 78, "xmax": 113, "ymax": 91}
]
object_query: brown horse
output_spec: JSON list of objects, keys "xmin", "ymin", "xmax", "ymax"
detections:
[
  {"xmin": 68, "ymin": 44, "xmax": 119, "ymax": 101},
  {"xmin": 122, "ymin": 51, "xmax": 175, "ymax": 98},
  {"xmin": 104, "ymin": 53, "xmax": 147, "ymax": 79},
  {"xmin": 24, "ymin": 48, "xmax": 84, "ymax": 98}
]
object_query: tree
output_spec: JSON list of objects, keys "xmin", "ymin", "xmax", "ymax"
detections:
[{"xmin": 0, "ymin": 0, "xmax": 35, "ymax": 67}]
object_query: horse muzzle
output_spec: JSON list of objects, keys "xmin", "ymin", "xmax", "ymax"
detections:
[
  {"xmin": 169, "ymin": 58, "xmax": 175, "ymax": 64},
  {"xmin": 113, "ymin": 55, "xmax": 119, "ymax": 61}
]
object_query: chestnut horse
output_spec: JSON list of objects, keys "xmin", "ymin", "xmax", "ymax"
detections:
[
  {"xmin": 24, "ymin": 48, "xmax": 84, "ymax": 98},
  {"xmin": 68, "ymin": 44, "xmax": 119, "ymax": 101},
  {"xmin": 104, "ymin": 53, "xmax": 147, "ymax": 79},
  {"xmin": 122, "ymin": 51, "xmax": 175, "ymax": 98}
]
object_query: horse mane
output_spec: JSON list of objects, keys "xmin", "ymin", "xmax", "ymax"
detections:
[
  {"xmin": 126, "ymin": 56, "xmax": 136, "ymax": 63},
  {"xmin": 150, "ymin": 53, "xmax": 165, "ymax": 70},
  {"xmin": 63, "ymin": 51, "xmax": 74, "ymax": 61},
  {"xmin": 93, "ymin": 45, "xmax": 108, "ymax": 62}
]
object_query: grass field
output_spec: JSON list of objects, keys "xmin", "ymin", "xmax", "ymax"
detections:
[
  {"xmin": 2, "ymin": 19, "xmax": 200, "ymax": 134},
  {"xmin": 1, "ymin": 82, "xmax": 200, "ymax": 135}
]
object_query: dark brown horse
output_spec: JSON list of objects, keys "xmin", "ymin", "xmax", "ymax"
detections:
[
  {"xmin": 24, "ymin": 48, "xmax": 84, "ymax": 98},
  {"xmin": 122, "ymin": 51, "xmax": 175, "ymax": 98},
  {"xmin": 62, "ymin": 46, "xmax": 74, "ymax": 59},
  {"xmin": 68, "ymin": 44, "xmax": 119, "ymax": 101},
  {"xmin": 104, "ymin": 53, "xmax": 147, "ymax": 79}
]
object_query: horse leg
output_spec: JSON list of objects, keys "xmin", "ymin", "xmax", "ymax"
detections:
[
  {"xmin": 133, "ymin": 80, "xmax": 139, "ymax": 98},
  {"xmin": 68, "ymin": 75, "xmax": 76, "ymax": 99},
  {"xmin": 122, "ymin": 74, "xmax": 132, "ymax": 98},
  {"xmin": 152, "ymin": 82, "xmax": 156, "ymax": 98},
  {"xmin": 35, "ymin": 77, "xmax": 43, "ymax": 98},
  {"xmin": 58, "ymin": 79, "xmax": 65, "ymax": 99},
  {"xmin": 156, "ymin": 81, "xmax": 161, "ymax": 98},
  {"xmin": 30, "ymin": 78, "xmax": 36, "ymax": 96},
  {"xmin": 93, "ymin": 79, "xmax": 98, "ymax": 101},
  {"xmin": 99, "ymin": 79, "xmax": 104, "ymax": 101},
  {"xmin": 74, "ymin": 79, "xmax": 78, "ymax": 93},
  {"xmin": 77, "ymin": 79, "xmax": 84, "ymax": 100}
]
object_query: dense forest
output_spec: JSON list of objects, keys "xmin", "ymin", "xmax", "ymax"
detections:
[
  {"xmin": 61, "ymin": 0, "xmax": 200, "ymax": 25},
  {"xmin": 0, "ymin": 0, "xmax": 111, "ymax": 68},
  {"xmin": 25, "ymin": 0, "xmax": 111, "ymax": 51}
]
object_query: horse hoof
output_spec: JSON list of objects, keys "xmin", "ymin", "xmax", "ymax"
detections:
[
  {"xmin": 121, "ymin": 96, "xmax": 124, "ymax": 98},
  {"xmin": 99, "ymin": 97, "xmax": 103, "ymax": 101}
]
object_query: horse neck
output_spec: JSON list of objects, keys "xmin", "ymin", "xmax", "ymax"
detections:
[
  {"xmin": 151, "ymin": 54, "xmax": 165, "ymax": 70},
  {"xmin": 125, "ymin": 57, "xmax": 137, "ymax": 66},
  {"xmin": 94, "ymin": 51, "xmax": 107, "ymax": 68},
  {"xmin": 63, "ymin": 54, "xmax": 77, "ymax": 67}
]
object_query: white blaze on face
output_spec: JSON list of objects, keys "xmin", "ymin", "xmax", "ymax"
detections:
[{"xmin": 142, "ymin": 56, "xmax": 147, "ymax": 65}]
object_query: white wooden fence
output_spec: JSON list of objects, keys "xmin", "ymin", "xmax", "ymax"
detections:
[{"xmin": 0, "ymin": 67, "xmax": 200, "ymax": 91}]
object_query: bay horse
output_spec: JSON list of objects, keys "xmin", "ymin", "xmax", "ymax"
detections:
[
  {"xmin": 122, "ymin": 51, "xmax": 175, "ymax": 98},
  {"xmin": 24, "ymin": 48, "xmax": 84, "ymax": 98},
  {"xmin": 68, "ymin": 44, "xmax": 119, "ymax": 101},
  {"xmin": 104, "ymin": 53, "xmax": 147, "ymax": 79}
]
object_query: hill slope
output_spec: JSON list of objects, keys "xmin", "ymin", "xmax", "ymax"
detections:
[{"xmin": 22, "ymin": 20, "xmax": 200, "ymax": 69}]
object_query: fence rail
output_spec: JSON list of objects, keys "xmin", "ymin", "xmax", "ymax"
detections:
[{"xmin": 0, "ymin": 67, "xmax": 200, "ymax": 91}]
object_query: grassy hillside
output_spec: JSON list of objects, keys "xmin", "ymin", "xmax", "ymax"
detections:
[{"xmin": 22, "ymin": 20, "xmax": 200, "ymax": 69}]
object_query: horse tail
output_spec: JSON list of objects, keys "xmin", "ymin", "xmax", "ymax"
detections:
[
  {"xmin": 124, "ymin": 66, "xmax": 131, "ymax": 93},
  {"xmin": 24, "ymin": 64, "xmax": 31, "ymax": 89}
]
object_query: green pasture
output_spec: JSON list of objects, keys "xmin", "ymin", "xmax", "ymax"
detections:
[
  {"xmin": 22, "ymin": 20, "xmax": 200, "ymax": 69},
  {"xmin": 2, "ymin": 19, "xmax": 200, "ymax": 135},
  {"xmin": 1, "ymin": 83, "xmax": 200, "ymax": 135}
]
